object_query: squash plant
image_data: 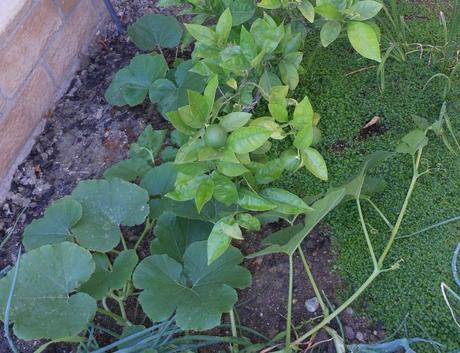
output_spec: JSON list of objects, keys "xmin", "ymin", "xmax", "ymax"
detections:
[{"xmin": 0, "ymin": 130, "xmax": 251, "ymax": 345}]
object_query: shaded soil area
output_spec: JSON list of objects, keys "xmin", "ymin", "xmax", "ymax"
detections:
[
  {"xmin": 0, "ymin": 1, "xmax": 384, "ymax": 352},
  {"xmin": 236, "ymin": 223, "xmax": 385, "ymax": 352}
]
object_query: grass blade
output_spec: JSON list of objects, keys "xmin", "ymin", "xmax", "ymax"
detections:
[{"xmin": 4, "ymin": 246, "xmax": 22, "ymax": 353}]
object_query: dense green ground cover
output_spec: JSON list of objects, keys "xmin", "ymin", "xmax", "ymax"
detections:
[{"xmin": 269, "ymin": 3, "xmax": 460, "ymax": 351}]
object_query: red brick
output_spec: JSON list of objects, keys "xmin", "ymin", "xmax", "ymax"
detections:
[
  {"xmin": 0, "ymin": 0, "xmax": 34, "ymax": 43},
  {"xmin": 0, "ymin": 0, "xmax": 62, "ymax": 97},
  {"xmin": 44, "ymin": 0, "xmax": 98, "ymax": 82},
  {"xmin": 0, "ymin": 66, "xmax": 56, "ymax": 178}
]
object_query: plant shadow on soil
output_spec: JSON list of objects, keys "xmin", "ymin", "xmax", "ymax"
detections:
[{"xmin": 0, "ymin": 1, "xmax": 459, "ymax": 353}]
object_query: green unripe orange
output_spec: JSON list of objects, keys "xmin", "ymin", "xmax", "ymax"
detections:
[
  {"xmin": 204, "ymin": 125, "xmax": 227, "ymax": 148},
  {"xmin": 281, "ymin": 149, "xmax": 301, "ymax": 172}
]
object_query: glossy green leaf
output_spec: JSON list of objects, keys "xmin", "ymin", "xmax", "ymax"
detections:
[
  {"xmin": 279, "ymin": 61, "xmax": 299, "ymax": 90},
  {"xmin": 347, "ymin": 21, "xmax": 381, "ymax": 62},
  {"xmin": 79, "ymin": 250, "xmax": 138, "ymax": 300},
  {"xmin": 140, "ymin": 162, "xmax": 177, "ymax": 196},
  {"xmin": 292, "ymin": 96, "xmax": 314, "ymax": 130},
  {"xmin": 195, "ymin": 177, "xmax": 214, "ymax": 213},
  {"xmin": 71, "ymin": 179, "xmax": 150, "ymax": 252},
  {"xmin": 133, "ymin": 241, "xmax": 250, "ymax": 330},
  {"xmin": 187, "ymin": 91, "xmax": 210, "ymax": 127},
  {"xmin": 216, "ymin": 9, "xmax": 232, "ymax": 44},
  {"xmin": 167, "ymin": 174, "xmax": 207, "ymax": 201},
  {"xmin": 237, "ymin": 188, "xmax": 277, "ymax": 211},
  {"xmin": 269, "ymin": 103, "xmax": 288, "ymax": 123},
  {"xmin": 224, "ymin": 0, "xmax": 256, "ymax": 25},
  {"xmin": 175, "ymin": 139, "xmax": 205, "ymax": 163},
  {"xmin": 221, "ymin": 221, "xmax": 243, "ymax": 240},
  {"xmin": 216, "ymin": 161, "xmax": 249, "ymax": 177},
  {"xmin": 294, "ymin": 126, "xmax": 314, "ymax": 149},
  {"xmin": 219, "ymin": 112, "xmax": 252, "ymax": 132},
  {"xmin": 0, "ymin": 242, "xmax": 96, "ymax": 340},
  {"xmin": 240, "ymin": 27, "xmax": 258, "ymax": 61},
  {"xmin": 185, "ymin": 24, "xmax": 218, "ymax": 46},
  {"xmin": 261, "ymin": 188, "xmax": 312, "ymax": 215},
  {"xmin": 150, "ymin": 212, "xmax": 212, "ymax": 262},
  {"xmin": 315, "ymin": 4, "xmax": 342, "ymax": 21},
  {"xmin": 298, "ymin": 0, "xmax": 315, "ymax": 22},
  {"xmin": 22, "ymin": 197, "xmax": 82, "ymax": 251},
  {"xmin": 228, "ymin": 127, "xmax": 272, "ymax": 154},
  {"xmin": 321, "ymin": 21, "xmax": 342, "ymax": 47},
  {"xmin": 250, "ymin": 117, "xmax": 284, "ymax": 140},
  {"xmin": 302, "ymin": 147, "xmax": 328, "ymax": 181},
  {"xmin": 128, "ymin": 14, "xmax": 183, "ymax": 50},
  {"xmin": 238, "ymin": 213, "xmax": 261, "ymax": 231},
  {"xmin": 259, "ymin": 70, "xmax": 282, "ymax": 100},
  {"xmin": 212, "ymin": 173, "xmax": 239, "ymax": 206},
  {"xmin": 350, "ymin": 1, "xmax": 383, "ymax": 21},
  {"xmin": 250, "ymin": 15, "xmax": 284, "ymax": 53},
  {"xmin": 254, "ymin": 159, "xmax": 284, "ymax": 184},
  {"xmin": 175, "ymin": 162, "xmax": 210, "ymax": 176},
  {"xmin": 258, "ymin": 0, "xmax": 282, "ymax": 9},
  {"xmin": 283, "ymin": 32, "xmax": 302, "ymax": 56},
  {"xmin": 248, "ymin": 188, "xmax": 346, "ymax": 257},
  {"xmin": 269, "ymin": 85, "xmax": 289, "ymax": 104},
  {"xmin": 166, "ymin": 110, "xmax": 197, "ymax": 135},
  {"xmin": 207, "ymin": 220, "xmax": 232, "ymax": 264},
  {"xmin": 204, "ymin": 75, "xmax": 219, "ymax": 108},
  {"xmin": 284, "ymin": 51, "xmax": 303, "ymax": 68}
]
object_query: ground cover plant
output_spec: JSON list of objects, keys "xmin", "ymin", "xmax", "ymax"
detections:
[{"xmin": 0, "ymin": 0, "xmax": 459, "ymax": 352}]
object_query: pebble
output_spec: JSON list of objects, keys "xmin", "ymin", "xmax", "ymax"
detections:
[
  {"xmin": 345, "ymin": 326, "xmax": 355, "ymax": 341},
  {"xmin": 344, "ymin": 307, "xmax": 354, "ymax": 316},
  {"xmin": 305, "ymin": 297, "xmax": 320, "ymax": 312},
  {"xmin": 356, "ymin": 331, "xmax": 365, "ymax": 342}
]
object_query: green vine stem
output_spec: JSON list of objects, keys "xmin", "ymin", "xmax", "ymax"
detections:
[
  {"xmin": 356, "ymin": 197, "xmax": 379, "ymax": 270},
  {"xmin": 229, "ymin": 309, "xmax": 239, "ymax": 353},
  {"xmin": 292, "ymin": 148, "xmax": 425, "ymax": 348},
  {"xmin": 96, "ymin": 308, "xmax": 131, "ymax": 327},
  {"xmin": 134, "ymin": 218, "xmax": 155, "ymax": 250},
  {"xmin": 298, "ymin": 247, "xmax": 329, "ymax": 315},
  {"xmin": 365, "ymin": 198, "xmax": 394, "ymax": 230},
  {"xmin": 378, "ymin": 148, "xmax": 423, "ymax": 267},
  {"xmin": 109, "ymin": 292, "xmax": 132, "ymax": 326},
  {"xmin": 285, "ymin": 255, "xmax": 294, "ymax": 353}
]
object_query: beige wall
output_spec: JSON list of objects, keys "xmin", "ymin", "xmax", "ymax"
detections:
[{"xmin": 0, "ymin": 0, "xmax": 107, "ymax": 201}]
